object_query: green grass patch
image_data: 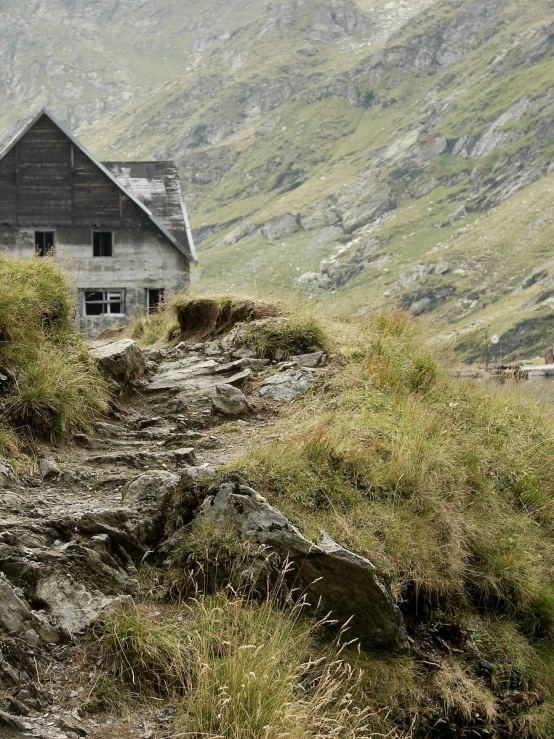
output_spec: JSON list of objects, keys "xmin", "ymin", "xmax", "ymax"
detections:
[
  {"xmin": 130, "ymin": 310, "xmax": 180, "ymax": 346},
  {"xmin": 243, "ymin": 313, "xmax": 328, "ymax": 360},
  {"xmin": 91, "ymin": 593, "xmax": 372, "ymax": 738},
  {"xmin": 0, "ymin": 255, "xmax": 108, "ymax": 455},
  {"xmin": 231, "ymin": 309, "xmax": 554, "ymax": 630}
]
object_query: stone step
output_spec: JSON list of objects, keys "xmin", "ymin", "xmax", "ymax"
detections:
[{"xmin": 86, "ymin": 447, "xmax": 197, "ymax": 470}]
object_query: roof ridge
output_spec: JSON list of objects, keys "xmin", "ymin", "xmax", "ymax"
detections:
[{"xmin": 0, "ymin": 110, "xmax": 196, "ymax": 264}]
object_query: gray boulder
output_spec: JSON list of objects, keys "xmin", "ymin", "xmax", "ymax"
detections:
[
  {"xmin": 291, "ymin": 351, "xmax": 327, "ymax": 368},
  {"xmin": 90, "ymin": 339, "xmax": 147, "ymax": 384},
  {"xmin": 200, "ymin": 484, "xmax": 409, "ymax": 653},
  {"xmin": 39, "ymin": 457, "xmax": 61, "ymax": 482},
  {"xmin": 259, "ymin": 368, "xmax": 316, "ymax": 401},
  {"xmin": 262, "ymin": 213, "xmax": 301, "ymax": 243},
  {"xmin": 211, "ymin": 384, "xmax": 251, "ymax": 417},
  {"xmin": 0, "ymin": 458, "xmax": 17, "ymax": 488},
  {"xmin": 0, "ymin": 575, "xmax": 59, "ymax": 644},
  {"xmin": 35, "ymin": 574, "xmax": 114, "ymax": 635},
  {"xmin": 122, "ymin": 471, "xmax": 180, "ymax": 545}
]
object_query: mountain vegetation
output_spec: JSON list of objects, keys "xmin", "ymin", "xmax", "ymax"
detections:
[
  {"xmin": 2, "ymin": 2, "xmax": 554, "ymax": 736},
  {"xmin": 2, "ymin": 258, "xmax": 554, "ymax": 736},
  {"xmin": 0, "ymin": 255, "xmax": 108, "ymax": 459},
  {"xmin": 2, "ymin": 0, "xmax": 552, "ymax": 359}
]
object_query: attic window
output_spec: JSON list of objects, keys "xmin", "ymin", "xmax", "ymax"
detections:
[
  {"xmin": 84, "ymin": 290, "xmax": 125, "ymax": 316},
  {"xmin": 35, "ymin": 231, "xmax": 55, "ymax": 257},
  {"xmin": 93, "ymin": 231, "xmax": 113, "ymax": 257}
]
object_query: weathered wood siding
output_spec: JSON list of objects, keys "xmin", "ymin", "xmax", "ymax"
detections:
[
  {"xmin": 0, "ymin": 113, "xmax": 150, "ymax": 229},
  {"xmin": 16, "ymin": 115, "xmax": 72, "ymax": 225}
]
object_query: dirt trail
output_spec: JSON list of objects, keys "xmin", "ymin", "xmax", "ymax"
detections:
[{"xmin": 0, "ymin": 336, "xmax": 292, "ymax": 739}]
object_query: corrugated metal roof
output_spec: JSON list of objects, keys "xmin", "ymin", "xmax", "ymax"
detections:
[
  {"xmin": 103, "ymin": 161, "xmax": 196, "ymax": 263},
  {"xmin": 0, "ymin": 110, "xmax": 196, "ymax": 263}
]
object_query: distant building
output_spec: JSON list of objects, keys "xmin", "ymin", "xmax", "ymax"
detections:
[{"xmin": 0, "ymin": 110, "xmax": 196, "ymax": 334}]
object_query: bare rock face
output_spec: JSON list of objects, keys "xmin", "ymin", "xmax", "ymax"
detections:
[
  {"xmin": 34, "ymin": 575, "xmax": 114, "ymax": 636},
  {"xmin": 122, "ymin": 471, "xmax": 181, "ymax": 546},
  {"xmin": 89, "ymin": 339, "xmax": 148, "ymax": 384},
  {"xmin": 200, "ymin": 483, "xmax": 410, "ymax": 653},
  {"xmin": 261, "ymin": 213, "xmax": 301, "ymax": 243},
  {"xmin": 211, "ymin": 384, "xmax": 251, "ymax": 417},
  {"xmin": 0, "ymin": 575, "xmax": 59, "ymax": 644},
  {"xmin": 259, "ymin": 367, "xmax": 316, "ymax": 401}
]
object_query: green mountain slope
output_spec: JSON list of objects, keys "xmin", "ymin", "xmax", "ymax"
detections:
[{"xmin": 1, "ymin": 0, "xmax": 553, "ymax": 360}]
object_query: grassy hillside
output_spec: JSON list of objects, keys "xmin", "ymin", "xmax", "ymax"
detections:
[
  {"xmin": 0, "ymin": 0, "xmax": 552, "ymax": 360},
  {"xmin": 78, "ymin": 0, "xmax": 553, "ymax": 361},
  {"xmin": 88, "ymin": 303, "xmax": 554, "ymax": 737},
  {"xmin": 227, "ymin": 308, "xmax": 554, "ymax": 736}
]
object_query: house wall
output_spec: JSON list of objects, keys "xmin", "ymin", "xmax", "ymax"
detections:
[{"xmin": 0, "ymin": 225, "xmax": 190, "ymax": 335}]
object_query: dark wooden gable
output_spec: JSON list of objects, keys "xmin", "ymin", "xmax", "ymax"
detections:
[{"xmin": 0, "ymin": 113, "xmax": 150, "ymax": 229}]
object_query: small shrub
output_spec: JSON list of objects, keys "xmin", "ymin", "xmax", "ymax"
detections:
[
  {"xmin": 244, "ymin": 314, "xmax": 327, "ymax": 360},
  {"xmin": 130, "ymin": 311, "xmax": 179, "ymax": 345},
  {"xmin": 91, "ymin": 593, "xmax": 374, "ymax": 738}
]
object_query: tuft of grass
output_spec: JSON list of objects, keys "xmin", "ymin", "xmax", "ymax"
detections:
[
  {"xmin": 93, "ymin": 599, "xmax": 190, "ymax": 699},
  {"xmin": 0, "ymin": 255, "xmax": 108, "ymax": 452},
  {"xmin": 130, "ymin": 310, "xmax": 180, "ymax": 346},
  {"xmin": 244, "ymin": 314, "xmax": 328, "ymax": 361},
  {"xmin": 169, "ymin": 517, "xmax": 271, "ymax": 598},
  {"xmin": 91, "ymin": 592, "xmax": 375, "ymax": 738}
]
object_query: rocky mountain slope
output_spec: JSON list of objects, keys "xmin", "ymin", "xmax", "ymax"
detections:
[
  {"xmin": 1, "ymin": 0, "xmax": 553, "ymax": 359},
  {"xmin": 5, "ymin": 298, "xmax": 554, "ymax": 737}
]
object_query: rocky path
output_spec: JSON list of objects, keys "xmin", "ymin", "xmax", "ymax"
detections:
[{"xmin": 0, "ymin": 331, "xmax": 328, "ymax": 739}]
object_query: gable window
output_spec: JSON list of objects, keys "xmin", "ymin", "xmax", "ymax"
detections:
[
  {"xmin": 84, "ymin": 290, "xmax": 125, "ymax": 317},
  {"xmin": 35, "ymin": 231, "xmax": 55, "ymax": 257},
  {"xmin": 93, "ymin": 231, "xmax": 113, "ymax": 257}
]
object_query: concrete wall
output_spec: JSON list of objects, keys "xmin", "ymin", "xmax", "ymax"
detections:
[{"xmin": 0, "ymin": 225, "xmax": 190, "ymax": 335}]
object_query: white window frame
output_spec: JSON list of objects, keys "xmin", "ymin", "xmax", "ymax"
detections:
[{"xmin": 83, "ymin": 289, "xmax": 126, "ymax": 317}]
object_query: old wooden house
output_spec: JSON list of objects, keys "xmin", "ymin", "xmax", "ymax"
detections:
[{"xmin": 0, "ymin": 109, "xmax": 196, "ymax": 334}]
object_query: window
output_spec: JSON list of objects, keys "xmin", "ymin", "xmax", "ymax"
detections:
[
  {"xmin": 93, "ymin": 231, "xmax": 113, "ymax": 257},
  {"xmin": 35, "ymin": 231, "xmax": 55, "ymax": 257},
  {"xmin": 147, "ymin": 288, "xmax": 165, "ymax": 314},
  {"xmin": 84, "ymin": 290, "xmax": 125, "ymax": 317}
]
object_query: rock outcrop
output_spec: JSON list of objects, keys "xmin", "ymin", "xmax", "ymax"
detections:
[
  {"xmin": 90, "ymin": 339, "xmax": 148, "ymax": 384},
  {"xmin": 0, "ymin": 327, "xmax": 411, "ymax": 735},
  {"xmin": 259, "ymin": 366, "xmax": 317, "ymax": 401},
  {"xmin": 199, "ymin": 483, "xmax": 409, "ymax": 653}
]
